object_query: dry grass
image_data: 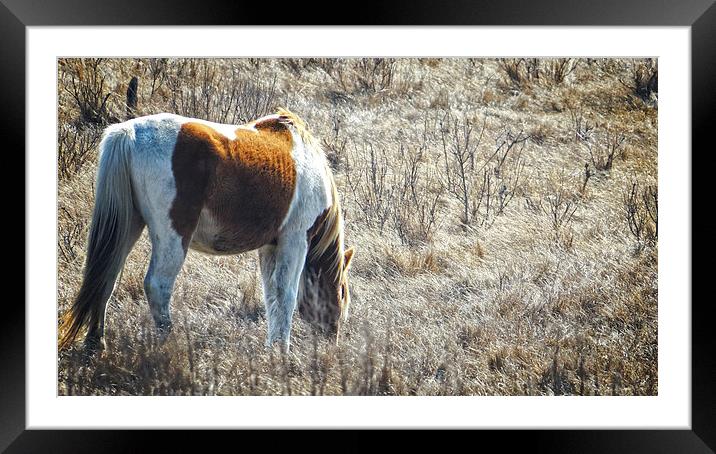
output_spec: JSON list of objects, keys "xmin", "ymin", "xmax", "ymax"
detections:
[{"xmin": 57, "ymin": 58, "xmax": 657, "ymax": 396}]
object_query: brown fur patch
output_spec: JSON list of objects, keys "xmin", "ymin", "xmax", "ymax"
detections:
[{"xmin": 170, "ymin": 120, "xmax": 296, "ymax": 252}]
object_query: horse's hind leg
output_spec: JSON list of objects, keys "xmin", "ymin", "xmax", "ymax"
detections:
[
  {"xmin": 144, "ymin": 227, "xmax": 188, "ymax": 340},
  {"xmin": 84, "ymin": 209, "xmax": 145, "ymax": 352},
  {"xmin": 259, "ymin": 232, "xmax": 308, "ymax": 351}
]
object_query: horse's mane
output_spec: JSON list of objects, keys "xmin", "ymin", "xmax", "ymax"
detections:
[
  {"xmin": 277, "ymin": 107, "xmax": 321, "ymax": 152},
  {"xmin": 275, "ymin": 107, "xmax": 345, "ymax": 285},
  {"xmin": 306, "ymin": 173, "xmax": 344, "ymax": 283}
]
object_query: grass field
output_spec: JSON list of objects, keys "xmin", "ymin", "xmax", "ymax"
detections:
[{"xmin": 57, "ymin": 57, "xmax": 658, "ymax": 395}]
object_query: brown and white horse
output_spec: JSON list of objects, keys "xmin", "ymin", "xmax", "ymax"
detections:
[{"xmin": 59, "ymin": 108, "xmax": 354, "ymax": 353}]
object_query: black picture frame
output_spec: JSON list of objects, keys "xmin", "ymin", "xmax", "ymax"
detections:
[{"xmin": 7, "ymin": 0, "xmax": 713, "ymax": 451}]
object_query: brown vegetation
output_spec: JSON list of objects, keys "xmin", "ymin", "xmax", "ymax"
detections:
[{"xmin": 58, "ymin": 57, "xmax": 657, "ymax": 396}]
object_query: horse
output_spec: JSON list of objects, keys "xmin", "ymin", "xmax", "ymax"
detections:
[{"xmin": 58, "ymin": 108, "xmax": 354, "ymax": 353}]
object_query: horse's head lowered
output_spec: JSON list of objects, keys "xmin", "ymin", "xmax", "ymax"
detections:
[{"xmin": 298, "ymin": 182, "xmax": 355, "ymax": 338}]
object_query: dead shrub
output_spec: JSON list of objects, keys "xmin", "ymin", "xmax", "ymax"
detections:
[
  {"xmin": 345, "ymin": 142, "xmax": 394, "ymax": 231},
  {"xmin": 281, "ymin": 58, "xmax": 329, "ymax": 76},
  {"xmin": 498, "ymin": 58, "xmax": 540, "ymax": 90},
  {"xmin": 623, "ymin": 181, "xmax": 658, "ymax": 248},
  {"xmin": 58, "ymin": 206, "xmax": 87, "ymax": 265},
  {"xmin": 321, "ymin": 109, "xmax": 349, "ymax": 171},
  {"xmin": 440, "ymin": 112, "xmax": 527, "ymax": 227},
  {"xmin": 621, "ymin": 59, "xmax": 658, "ymax": 102},
  {"xmin": 499, "ymin": 58, "xmax": 579, "ymax": 92},
  {"xmin": 147, "ymin": 58, "xmax": 168, "ymax": 99},
  {"xmin": 345, "ymin": 123, "xmax": 446, "ymax": 245},
  {"xmin": 539, "ymin": 176, "xmax": 579, "ymax": 246},
  {"xmin": 57, "ymin": 120, "xmax": 102, "ymax": 180},
  {"xmin": 440, "ymin": 111, "xmax": 486, "ymax": 225},
  {"xmin": 580, "ymin": 163, "xmax": 594, "ymax": 195},
  {"xmin": 392, "ymin": 142, "xmax": 445, "ymax": 246},
  {"xmin": 323, "ymin": 58, "xmax": 396, "ymax": 95},
  {"xmin": 346, "ymin": 134, "xmax": 445, "ymax": 246},
  {"xmin": 566, "ymin": 103, "xmax": 594, "ymax": 142},
  {"xmin": 62, "ymin": 58, "xmax": 117, "ymax": 125},
  {"xmin": 355, "ymin": 58, "xmax": 396, "ymax": 93},
  {"xmin": 584, "ymin": 129, "xmax": 627, "ymax": 171},
  {"xmin": 165, "ymin": 59, "xmax": 278, "ymax": 124},
  {"xmin": 543, "ymin": 58, "xmax": 579, "ymax": 85}
]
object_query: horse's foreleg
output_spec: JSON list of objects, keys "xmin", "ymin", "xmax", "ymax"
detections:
[
  {"xmin": 144, "ymin": 229, "xmax": 187, "ymax": 341},
  {"xmin": 259, "ymin": 233, "xmax": 308, "ymax": 352}
]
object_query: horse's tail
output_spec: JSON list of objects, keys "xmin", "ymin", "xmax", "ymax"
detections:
[{"xmin": 58, "ymin": 123, "xmax": 136, "ymax": 350}]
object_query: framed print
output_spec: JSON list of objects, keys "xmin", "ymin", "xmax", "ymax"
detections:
[{"xmin": 7, "ymin": 0, "xmax": 714, "ymax": 451}]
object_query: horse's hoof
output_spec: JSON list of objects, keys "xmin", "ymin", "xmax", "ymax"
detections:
[
  {"xmin": 157, "ymin": 330, "xmax": 172, "ymax": 344},
  {"xmin": 264, "ymin": 339, "xmax": 291, "ymax": 354},
  {"xmin": 81, "ymin": 337, "xmax": 105, "ymax": 363},
  {"xmin": 156, "ymin": 320, "xmax": 173, "ymax": 344}
]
